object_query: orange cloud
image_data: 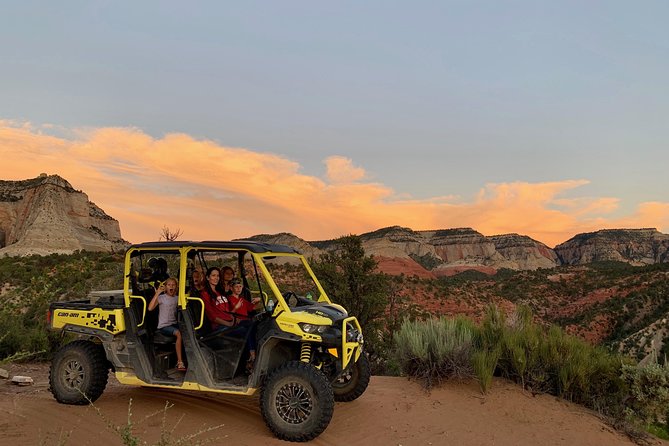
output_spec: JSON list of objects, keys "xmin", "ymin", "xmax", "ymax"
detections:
[
  {"xmin": 325, "ymin": 156, "xmax": 367, "ymax": 184},
  {"xmin": 1, "ymin": 121, "xmax": 668, "ymax": 247}
]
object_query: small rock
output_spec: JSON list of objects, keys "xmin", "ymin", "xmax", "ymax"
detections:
[
  {"xmin": 11, "ymin": 375, "xmax": 34, "ymax": 386},
  {"xmin": 0, "ymin": 368, "xmax": 9, "ymax": 379}
]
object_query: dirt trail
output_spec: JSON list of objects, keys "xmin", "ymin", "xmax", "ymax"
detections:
[{"xmin": 0, "ymin": 363, "xmax": 666, "ymax": 446}]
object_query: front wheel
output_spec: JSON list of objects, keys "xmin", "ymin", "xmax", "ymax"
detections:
[
  {"xmin": 332, "ymin": 353, "xmax": 371, "ymax": 402},
  {"xmin": 49, "ymin": 340, "xmax": 109, "ymax": 405},
  {"xmin": 260, "ymin": 361, "xmax": 334, "ymax": 442}
]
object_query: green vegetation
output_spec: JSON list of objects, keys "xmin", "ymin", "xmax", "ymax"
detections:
[
  {"xmin": 393, "ymin": 316, "xmax": 475, "ymax": 388},
  {"xmin": 2, "ymin": 245, "xmax": 668, "ymax": 439},
  {"xmin": 310, "ymin": 235, "xmax": 392, "ymax": 369},
  {"xmin": 87, "ymin": 398, "xmax": 223, "ymax": 446},
  {"xmin": 0, "ymin": 251, "xmax": 124, "ymax": 361},
  {"xmin": 392, "ymin": 306, "xmax": 669, "ymax": 440},
  {"xmin": 621, "ymin": 360, "xmax": 669, "ymax": 433}
]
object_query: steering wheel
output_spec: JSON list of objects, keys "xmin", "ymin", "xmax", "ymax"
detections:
[{"xmin": 282, "ymin": 291, "xmax": 298, "ymax": 307}]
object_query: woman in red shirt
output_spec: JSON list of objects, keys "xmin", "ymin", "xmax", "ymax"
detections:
[
  {"xmin": 201, "ymin": 267, "xmax": 234, "ymax": 330},
  {"xmin": 201, "ymin": 271, "xmax": 260, "ymax": 373}
]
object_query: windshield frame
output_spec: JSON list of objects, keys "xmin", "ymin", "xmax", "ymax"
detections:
[{"xmin": 253, "ymin": 252, "xmax": 331, "ymax": 313}]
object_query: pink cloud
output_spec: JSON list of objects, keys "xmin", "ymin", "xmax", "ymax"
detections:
[{"xmin": 1, "ymin": 121, "xmax": 668, "ymax": 247}]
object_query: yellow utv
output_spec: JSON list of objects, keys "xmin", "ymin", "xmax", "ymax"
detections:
[{"xmin": 48, "ymin": 241, "xmax": 370, "ymax": 441}]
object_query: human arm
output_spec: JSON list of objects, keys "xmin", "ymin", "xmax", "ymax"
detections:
[
  {"xmin": 202, "ymin": 291, "xmax": 236, "ymax": 327},
  {"xmin": 148, "ymin": 283, "xmax": 165, "ymax": 311},
  {"xmin": 231, "ymin": 295, "xmax": 261, "ymax": 316}
]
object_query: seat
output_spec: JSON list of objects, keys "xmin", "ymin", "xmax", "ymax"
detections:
[
  {"xmin": 187, "ymin": 300, "xmax": 247, "ymax": 380},
  {"xmin": 144, "ymin": 304, "xmax": 177, "ymax": 374}
]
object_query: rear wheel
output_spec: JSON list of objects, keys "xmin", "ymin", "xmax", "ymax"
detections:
[
  {"xmin": 332, "ymin": 353, "xmax": 371, "ymax": 402},
  {"xmin": 49, "ymin": 340, "xmax": 109, "ymax": 405},
  {"xmin": 260, "ymin": 361, "xmax": 334, "ymax": 441}
]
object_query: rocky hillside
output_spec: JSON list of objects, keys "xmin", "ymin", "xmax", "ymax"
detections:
[
  {"xmin": 251, "ymin": 226, "xmax": 559, "ymax": 276},
  {"xmin": 246, "ymin": 226, "xmax": 669, "ymax": 275},
  {"xmin": 555, "ymin": 228, "xmax": 669, "ymax": 266},
  {"xmin": 0, "ymin": 174, "xmax": 127, "ymax": 256}
]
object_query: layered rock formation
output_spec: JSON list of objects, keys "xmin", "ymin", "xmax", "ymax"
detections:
[
  {"xmin": 249, "ymin": 226, "xmax": 669, "ymax": 275},
  {"xmin": 555, "ymin": 229, "xmax": 669, "ymax": 266},
  {"xmin": 252, "ymin": 226, "xmax": 559, "ymax": 276},
  {"xmin": 366, "ymin": 227, "xmax": 558, "ymax": 275},
  {"xmin": 0, "ymin": 174, "xmax": 127, "ymax": 256}
]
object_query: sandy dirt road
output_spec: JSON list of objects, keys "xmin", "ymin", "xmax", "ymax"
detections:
[{"xmin": 0, "ymin": 363, "xmax": 665, "ymax": 446}]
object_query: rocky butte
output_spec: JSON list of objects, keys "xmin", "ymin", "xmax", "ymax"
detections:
[
  {"xmin": 0, "ymin": 174, "xmax": 127, "ymax": 256},
  {"xmin": 555, "ymin": 228, "xmax": 669, "ymax": 266}
]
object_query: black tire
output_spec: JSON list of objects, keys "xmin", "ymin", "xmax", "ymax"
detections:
[
  {"xmin": 49, "ymin": 340, "xmax": 109, "ymax": 405},
  {"xmin": 260, "ymin": 361, "xmax": 334, "ymax": 442},
  {"xmin": 332, "ymin": 353, "xmax": 371, "ymax": 402}
]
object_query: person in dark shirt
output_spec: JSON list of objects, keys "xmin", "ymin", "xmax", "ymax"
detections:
[{"xmin": 190, "ymin": 268, "xmax": 206, "ymax": 297}]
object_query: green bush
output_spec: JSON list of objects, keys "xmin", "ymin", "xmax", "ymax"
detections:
[
  {"xmin": 621, "ymin": 361, "xmax": 669, "ymax": 427},
  {"xmin": 0, "ymin": 251, "xmax": 123, "ymax": 362},
  {"xmin": 476, "ymin": 306, "xmax": 628, "ymax": 413},
  {"xmin": 472, "ymin": 348, "xmax": 499, "ymax": 393},
  {"xmin": 393, "ymin": 306, "xmax": 633, "ymax": 425},
  {"xmin": 393, "ymin": 316, "xmax": 475, "ymax": 388}
]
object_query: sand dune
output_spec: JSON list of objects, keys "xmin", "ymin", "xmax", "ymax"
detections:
[{"xmin": 0, "ymin": 363, "xmax": 666, "ymax": 446}]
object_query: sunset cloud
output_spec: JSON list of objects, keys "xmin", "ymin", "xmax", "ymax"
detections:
[
  {"xmin": 1, "ymin": 121, "xmax": 668, "ymax": 247},
  {"xmin": 325, "ymin": 156, "xmax": 367, "ymax": 184}
]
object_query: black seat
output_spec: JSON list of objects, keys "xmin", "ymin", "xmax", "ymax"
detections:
[
  {"xmin": 186, "ymin": 299, "xmax": 249, "ymax": 380},
  {"xmin": 145, "ymin": 308, "xmax": 177, "ymax": 344}
]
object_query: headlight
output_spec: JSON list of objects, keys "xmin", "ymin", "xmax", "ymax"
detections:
[
  {"xmin": 299, "ymin": 323, "xmax": 329, "ymax": 334},
  {"xmin": 346, "ymin": 324, "xmax": 364, "ymax": 343}
]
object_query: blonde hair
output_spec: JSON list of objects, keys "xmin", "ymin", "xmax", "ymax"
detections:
[{"xmin": 164, "ymin": 277, "xmax": 178, "ymax": 287}]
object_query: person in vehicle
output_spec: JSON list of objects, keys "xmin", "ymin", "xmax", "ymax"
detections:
[
  {"xmin": 148, "ymin": 257, "xmax": 169, "ymax": 285},
  {"xmin": 201, "ymin": 267, "xmax": 235, "ymax": 329},
  {"xmin": 229, "ymin": 278, "xmax": 261, "ymax": 318},
  {"xmin": 148, "ymin": 277, "xmax": 186, "ymax": 371},
  {"xmin": 190, "ymin": 268, "xmax": 206, "ymax": 297},
  {"xmin": 221, "ymin": 266, "xmax": 235, "ymax": 296},
  {"xmin": 202, "ymin": 269, "xmax": 259, "ymax": 372},
  {"xmin": 228, "ymin": 278, "xmax": 261, "ymax": 371}
]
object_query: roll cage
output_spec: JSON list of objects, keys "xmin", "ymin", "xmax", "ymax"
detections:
[{"xmin": 123, "ymin": 241, "xmax": 332, "ymax": 323}]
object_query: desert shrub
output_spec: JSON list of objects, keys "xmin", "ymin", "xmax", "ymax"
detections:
[
  {"xmin": 471, "ymin": 305, "xmax": 629, "ymax": 418},
  {"xmin": 85, "ymin": 398, "xmax": 223, "ymax": 446},
  {"xmin": 472, "ymin": 348, "xmax": 500, "ymax": 393},
  {"xmin": 497, "ymin": 317, "xmax": 545, "ymax": 390},
  {"xmin": 621, "ymin": 361, "xmax": 669, "ymax": 428},
  {"xmin": 393, "ymin": 316, "xmax": 475, "ymax": 388},
  {"xmin": 0, "ymin": 252, "xmax": 123, "ymax": 361},
  {"xmin": 392, "ymin": 304, "xmax": 667, "ymax": 440}
]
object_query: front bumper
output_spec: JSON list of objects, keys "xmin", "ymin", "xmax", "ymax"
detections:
[{"xmin": 337, "ymin": 316, "xmax": 363, "ymax": 370}]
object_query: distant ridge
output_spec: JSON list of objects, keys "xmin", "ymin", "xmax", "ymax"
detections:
[{"xmin": 242, "ymin": 225, "xmax": 669, "ymax": 276}]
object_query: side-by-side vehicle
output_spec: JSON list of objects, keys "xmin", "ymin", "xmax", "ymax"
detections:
[{"xmin": 48, "ymin": 241, "xmax": 370, "ymax": 441}]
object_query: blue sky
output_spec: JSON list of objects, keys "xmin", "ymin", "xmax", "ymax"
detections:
[{"xmin": 1, "ymin": 1, "xmax": 668, "ymax": 244}]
